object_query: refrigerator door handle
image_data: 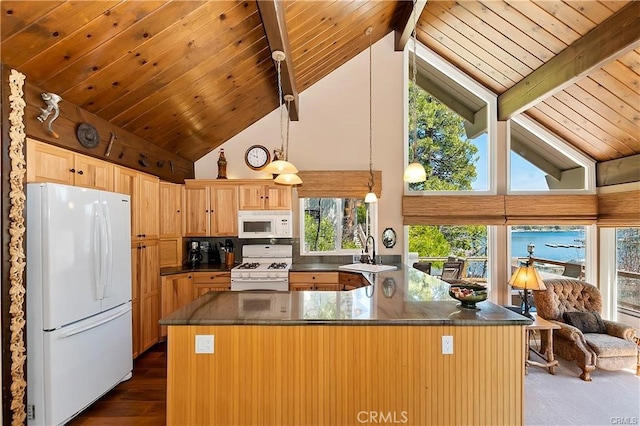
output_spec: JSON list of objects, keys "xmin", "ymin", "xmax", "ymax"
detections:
[
  {"xmin": 92, "ymin": 202, "xmax": 103, "ymax": 299},
  {"xmin": 101, "ymin": 201, "xmax": 114, "ymax": 298},
  {"xmin": 59, "ymin": 305, "xmax": 132, "ymax": 338}
]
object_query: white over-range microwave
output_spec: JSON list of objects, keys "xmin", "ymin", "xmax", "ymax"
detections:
[{"xmin": 238, "ymin": 210, "xmax": 293, "ymax": 239}]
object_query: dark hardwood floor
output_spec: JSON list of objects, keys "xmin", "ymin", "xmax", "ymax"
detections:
[{"xmin": 69, "ymin": 342, "xmax": 167, "ymax": 425}]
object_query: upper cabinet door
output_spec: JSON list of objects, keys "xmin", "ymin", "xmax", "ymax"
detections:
[
  {"xmin": 210, "ymin": 184, "xmax": 238, "ymax": 236},
  {"xmin": 183, "ymin": 185, "xmax": 209, "ymax": 237},
  {"xmin": 266, "ymin": 184, "xmax": 292, "ymax": 210},
  {"xmin": 27, "ymin": 139, "xmax": 76, "ymax": 186},
  {"xmin": 238, "ymin": 184, "xmax": 265, "ymax": 210},
  {"xmin": 74, "ymin": 153, "xmax": 114, "ymax": 191},
  {"xmin": 114, "ymin": 167, "xmax": 138, "ymax": 239},
  {"xmin": 159, "ymin": 182, "xmax": 183, "ymax": 238},
  {"xmin": 136, "ymin": 174, "xmax": 159, "ymax": 240}
]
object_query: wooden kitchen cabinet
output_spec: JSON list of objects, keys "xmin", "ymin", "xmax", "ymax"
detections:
[
  {"xmin": 339, "ymin": 272, "xmax": 368, "ymax": 290},
  {"xmin": 134, "ymin": 239, "xmax": 160, "ymax": 354},
  {"xmin": 193, "ymin": 271, "xmax": 231, "ymax": 294},
  {"xmin": 160, "ymin": 273, "xmax": 195, "ymax": 337},
  {"xmin": 114, "ymin": 166, "xmax": 160, "ymax": 241},
  {"xmin": 160, "ymin": 182, "xmax": 183, "ymax": 238},
  {"xmin": 26, "ymin": 138, "xmax": 113, "ymax": 191},
  {"xmin": 289, "ymin": 272, "xmax": 339, "ymax": 291},
  {"xmin": 183, "ymin": 180, "xmax": 238, "ymax": 237},
  {"xmin": 238, "ymin": 182, "xmax": 291, "ymax": 210}
]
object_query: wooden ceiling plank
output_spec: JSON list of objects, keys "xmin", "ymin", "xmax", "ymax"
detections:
[
  {"xmin": 463, "ymin": 1, "xmax": 557, "ymax": 61},
  {"xmin": 17, "ymin": 2, "xmax": 167, "ymax": 83},
  {"xmin": 0, "ymin": 1, "xmax": 64, "ymax": 40},
  {"xmin": 530, "ymin": 0, "xmax": 595, "ymax": 39},
  {"xmin": 545, "ymin": 92, "xmax": 637, "ymax": 156},
  {"xmin": 256, "ymin": 0, "xmax": 299, "ymax": 121},
  {"xmin": 530, "ymin": 102, "xmax": 624, "ymax": 160},
  {"xmin": 290, "ymin": 2, "xmax": 389, "ymax": 76},
  {"xmin": 578, "ymin": 76, "xmax": 639, "ymax": 123},
  {"xmin": 566, "ymin": 1, "xmax": 621, "ymax": 25},
  {"xmin": 423, "ymin": 4, "xmax": 534, "ymax": 79},
  {"xmin": 393, "ymin": 0, "xmax": 427, "ymax": 51},
  {"xmin": 38, "ymin": 1, "xmax": 207, "ymax": 93},
  {"xmin": 497, "ymin": 1, "xmax": 640, "ymax": 121},
  {"xmin": 605, "ymin": 52, "xmax": 640, "ymax": 82},
  {"xmin": 1, "ymin": 1, "xmax": 120, "ymax": 67},
  {"xmin": 599, "ymin": 1, "xmax": 631, "ymax": 14},
  {"xmin": 294, "ymin": 8, "xmax": 395, "ymax": 90},
  {"xmin": 562, "ymin": 84, "xmax": 639, "ymax": 148},
  {"xmin": 77, "ymin": 2, "xmax": 256, "ymax": 115},
  {"xmin": 590, "ymin": 69, "xmax": 640, "ymax": 110},
  {"xmin": 500, "ymin": 0, "xmax": 577, "ymax": 47},
  {"xmin": 125, "ymin": 46, "xmax": 273, "ymax": 137},
  {"xmin": 115, "ymin": 35, "xmax": 270, "ymax": 134},
  {"xmin": 421, "ymin": 8, "xmax": 529, "ymax": 84},
  {"xmin": 616, "ymin": 49, "xmax": 640, "ymax": 77}
]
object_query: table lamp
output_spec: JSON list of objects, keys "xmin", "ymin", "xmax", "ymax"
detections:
[{"xmin": 509, "ymin": 262, "xmax": 546, "ymax": 318}]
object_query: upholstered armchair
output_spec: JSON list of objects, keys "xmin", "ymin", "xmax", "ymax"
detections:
[{"xmin": 533, "ymin": 278, "xmax": 638, "ymax": 381}]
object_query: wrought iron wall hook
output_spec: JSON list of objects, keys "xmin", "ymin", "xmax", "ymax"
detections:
[{"xmin": 36, "ymin": 92, "xmax": 62, "ymax": 138}]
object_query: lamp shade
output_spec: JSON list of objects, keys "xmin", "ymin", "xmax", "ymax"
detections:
[
  {"xmin": 274, "ymin": 173, "xmax": 302, "ymax": 185},
  {"xmin": 364, "ymin": 191, "xmax": 378, "ymax": 203},
  {"xmin": 403, "ymin": 161, "xmax": 427, "ymax": 183},
  {"xmin": 263, "ymin": 160, "xmax": 298, "ymax": 175},
  {"xmin": 508, "ymin": 266, "xmax": 546, "ymax": 291}
]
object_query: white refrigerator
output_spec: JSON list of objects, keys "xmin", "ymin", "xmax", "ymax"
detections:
[{"xmin": 27, "ymin": 183, "xmax": 133, "ymax": 425}]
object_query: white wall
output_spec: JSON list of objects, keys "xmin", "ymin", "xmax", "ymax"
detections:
[{"xmin": 196, "ymin": 33, "xmax": 405, "ymax": 256}]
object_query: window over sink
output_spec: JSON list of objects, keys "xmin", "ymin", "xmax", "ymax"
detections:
[{"xmin": 300, "ymin": 197, "xmax": 377, "ymax": 256}]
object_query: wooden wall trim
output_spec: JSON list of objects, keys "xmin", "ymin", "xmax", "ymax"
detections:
[
  {"xmin": 597, "ymin": 190, "xmax": 640, "ymax": 227},
  {"xmin": 296, "ymin": 170, "xmax": 382, "ymax": 198},
  {"xmin": 22, "ymin": 79, "xmax": 194, "ymax": 184}
]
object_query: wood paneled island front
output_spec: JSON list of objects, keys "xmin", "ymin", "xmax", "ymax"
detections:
[{"xmin": 160, "ymin": 266, "xmax": 531, "ymax": 426}]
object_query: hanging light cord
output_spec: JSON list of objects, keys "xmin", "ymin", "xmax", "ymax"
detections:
[
  {"xmin": 410, "ymin": 0, "xmax": 419, "ymax": 163},
  {"xmin": 277, "ymin": 58, "xmax": 286, "ymax": 159},
  {"xmin": 368, "ymin": 27, "xmax": 375, "ymax": 191},
  {"xmin": 285, "ymin": 96, "xmax": 291, "ymax": 162}
]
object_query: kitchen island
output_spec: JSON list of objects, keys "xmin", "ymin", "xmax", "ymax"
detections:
[{"xmin": 160, "ymin": 266, "xmax": 531, "ymax": 426}]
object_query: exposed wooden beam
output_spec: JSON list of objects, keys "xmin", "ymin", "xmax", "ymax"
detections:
[
  {"xmin": 257, "ymin": 0, "xmax": 299, "ymax": 121},
  {"xmin": 498, "ymin": 1, "xmax": 640, "ymax": 121},
  {"xmin": 597, "ymin": 154, "xmax": 640, "ymax": 187},
  {"xmin": 394, "ymin": 0, "xmax": 428, "ymax": 51}
]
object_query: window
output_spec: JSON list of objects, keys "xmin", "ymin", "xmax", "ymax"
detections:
[
  {"xmin": 300, "ymin": 197, "xmax": 376, "ymax": 255},
  {"xmin": 408, "ymin": 225, "xmax": 488, "ymax": 285},
  {"xmin": 616, "ymin": 228, "xmax": 640, "ymax": 327},
  {"xmin": 510, "ymin": 225, "xmax": 586, "ymax": 279}
]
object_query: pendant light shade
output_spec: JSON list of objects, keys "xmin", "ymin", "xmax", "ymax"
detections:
[
  {"xmin": 403, "ymin": 161, "xmax": 427, "ymax": 183},
  {"xmin": 403, "ymin": 0, "xmax": 427, "ymax": 184},
  {"xmin": 274, "ymin": 173, "xmax": 302, "ymax": 185},
  {"xmin": 263, "ymin": 159, "xmax": 298, "ymax": 175},
  {"xmin": 364, "ymin": 191, "xmax": 378, "ymax": 203}
]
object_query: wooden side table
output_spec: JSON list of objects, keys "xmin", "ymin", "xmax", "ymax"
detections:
[{"xmin": 525, "ymin": 314, "xmax": 561, "ymax": 374}]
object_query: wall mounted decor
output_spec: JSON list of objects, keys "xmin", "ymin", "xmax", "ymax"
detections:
[
  {"xmin": 382, "ymin": 228, "xmax": 396, "ymax": 248},
  {"xmin": 36, "ymin": 92, "xmax": 62, "ymax": 138}
]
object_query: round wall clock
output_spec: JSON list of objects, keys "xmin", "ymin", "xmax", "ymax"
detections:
[{"xmin": 244, "ymin": 145, "xmax": 271, "ymax": 170}]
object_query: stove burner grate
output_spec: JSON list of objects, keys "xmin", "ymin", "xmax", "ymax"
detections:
[
  {"xmin": 237, "ymin": 262, "xmax": 260, "ymax": 269},
  {"xmin": 268, "ymin": 262, "xmax": 289, "ymax": 270}
]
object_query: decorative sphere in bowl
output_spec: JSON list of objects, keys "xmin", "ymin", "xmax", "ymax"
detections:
[{"xmin": 448, "ymin": 284, "xmax": 488, "ymax": 309}]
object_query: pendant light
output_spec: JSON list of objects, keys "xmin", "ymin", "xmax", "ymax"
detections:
[
  {"xmin": 403, "ymin": 0, "xmax": 427, "ymax": 183},
  {"xmin": 273, "ymin": 94, "xmax": 302, "ymax": 185},
  {"xmin": 263, "ymin": 51, "xmax": 301, "ymax": 184},
  {"xmin": 364, "ymin": 26, "xmax": 377, "ymax": 203}
]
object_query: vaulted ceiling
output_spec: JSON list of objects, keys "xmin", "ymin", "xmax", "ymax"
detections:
[{"xmin": 2, "ymin": 1, "xmax": 639, "ymax": 174}]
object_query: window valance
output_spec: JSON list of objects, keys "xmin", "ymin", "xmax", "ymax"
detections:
[{"xmin": 296, "ymin": 170, "xmax": 382, "ymax": 199}]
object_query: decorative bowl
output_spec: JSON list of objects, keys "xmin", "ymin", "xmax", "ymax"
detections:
[{"xmin": 448, "ymin": 284, "xmax": 488, "ymax": 309}]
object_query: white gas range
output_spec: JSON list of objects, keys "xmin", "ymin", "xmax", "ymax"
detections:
[{"xmin": 230, "ymin": 244, "xmax": 292, "ymax": 291}]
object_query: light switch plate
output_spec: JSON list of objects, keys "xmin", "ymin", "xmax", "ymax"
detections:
[{"xmin": 195, "ymin": 335, "xmax": 214, "ymax": 354}]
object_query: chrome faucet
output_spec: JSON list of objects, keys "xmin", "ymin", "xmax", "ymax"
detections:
[{"xmin": 365, "ymin": 235, "xmax": 376, "ymax": 265}]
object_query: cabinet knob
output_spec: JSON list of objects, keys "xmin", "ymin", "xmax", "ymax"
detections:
[
  {"xmin": 69, "ymin": 168, "xmax": 76, "ymax": 173},
  {"xmin": 77, "ymin": 170, "xmax": 84, "ymax": 175},
  {"xmin": 177, "ymin": 210, "xmax": 181, "ymax": 213}
]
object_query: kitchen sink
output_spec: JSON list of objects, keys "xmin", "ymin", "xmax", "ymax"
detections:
[{"xmin": 338, "ymin": 263, "xmax": 397, "ymax": 273}]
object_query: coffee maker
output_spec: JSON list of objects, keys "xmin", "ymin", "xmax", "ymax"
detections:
[{"xmin": 187, "ymin": 241, "xmax": 202, "ymax": 267}]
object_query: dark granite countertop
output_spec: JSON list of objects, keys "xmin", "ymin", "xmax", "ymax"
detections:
[
  {"xmin": 160, "ymin": 263, "xmax": 236, "ymax": 276},
  {"xmin": 159, "ymin": 265, "xmax": 531, "ymax": 326}
]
